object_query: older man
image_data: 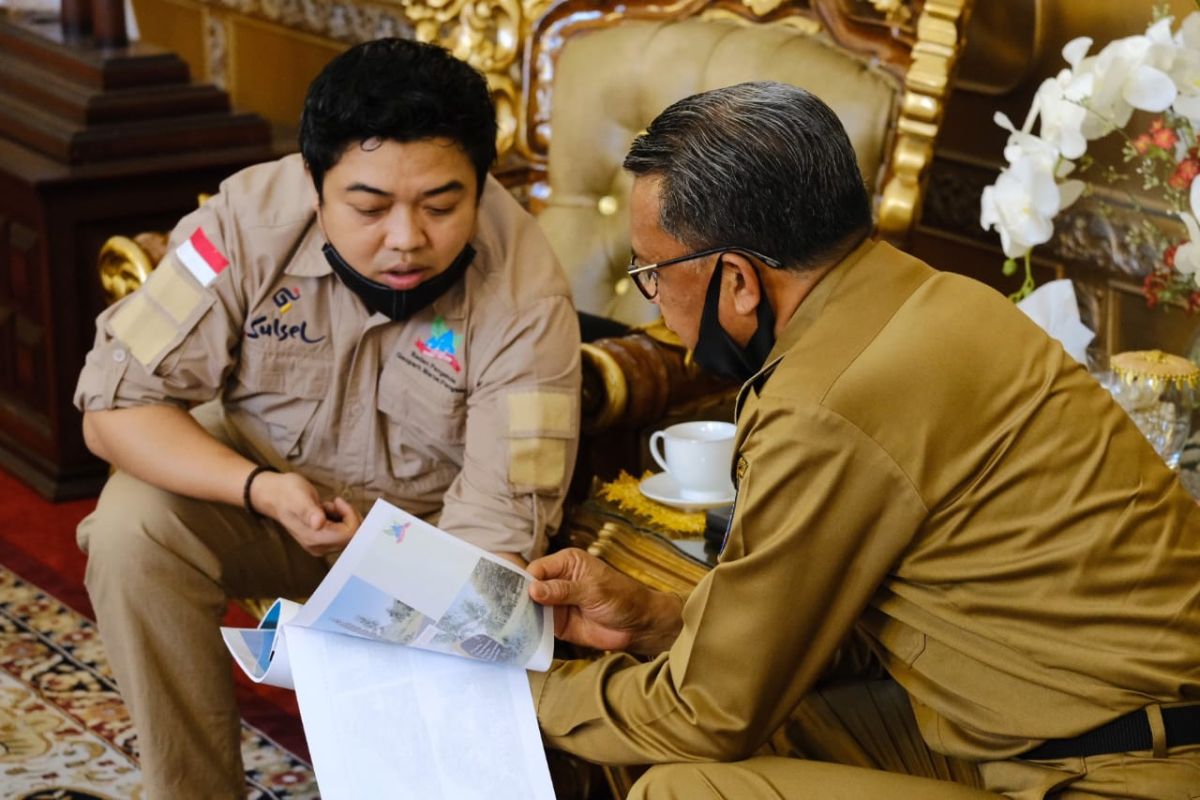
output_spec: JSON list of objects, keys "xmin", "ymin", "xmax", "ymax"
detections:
[{"xmin": 527, "ymin": 82, "xmax": 1200, "ymax": 799}]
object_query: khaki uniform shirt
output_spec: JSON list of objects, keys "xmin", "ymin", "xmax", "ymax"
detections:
[
  {"xmin": 532, "ymin": 240, "xmax": 1200, "ymax": 763},
  {"xmin": 76, "ymin": 154, "xmax": 580, "ymax": 559}
]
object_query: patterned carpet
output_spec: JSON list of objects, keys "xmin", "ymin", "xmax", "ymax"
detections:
[{"xmin": 0, "ymin": 563, "xmax": 318, "ymax": 800}]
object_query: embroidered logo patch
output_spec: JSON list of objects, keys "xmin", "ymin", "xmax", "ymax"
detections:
[
  {"xmin": 246, "ymin": 284, "xmax": 324, "ymax": 344},
  {"xmin": 415, "ymin": 316, "xmax": 463, "ymax": 373},
  {"xmin": 272, "ymin": 287, "xmax": 300, "ymax": 314}
]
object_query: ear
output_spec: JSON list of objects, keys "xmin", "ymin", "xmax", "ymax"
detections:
[{"xmin": 720, "ymin": 252, "xmax": 763, "ymax": 317}]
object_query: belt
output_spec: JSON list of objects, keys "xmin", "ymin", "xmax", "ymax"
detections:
[{"xmin": 1020, "ymin": 704, "xmax": 1200, "ymax": 760}]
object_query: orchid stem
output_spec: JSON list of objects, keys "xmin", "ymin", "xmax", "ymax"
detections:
[{"xmin": 1008, "ymin": 253, "xmax": 1036, "ymax": 302}]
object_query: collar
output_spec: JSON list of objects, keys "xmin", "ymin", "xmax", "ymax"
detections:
[
  {"xmin": 734, "ymin": 237, "xmax": 880, "ymax": 420},
  {"xmin": 430, "ymin": 267, "xmax": 469, "ymax": 322},
  {"xmin": 285, "ymin": 220, "xmax": 332, "ymax": 278}
]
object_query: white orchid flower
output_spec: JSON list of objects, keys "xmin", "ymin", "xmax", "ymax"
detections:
[
  {"xmin": 1062, "ymin": 37, "xmax": 1093, "ymax": 69},
  {"xmin": 980, "ymin": 155, "xmax": 1066, "ymax": 259},
  {"xmin": 1078, "ymin": 33, "xmax": 1177, "ymax": 139},
  {"xmin": 1177, "ymin": 11, "xmax": 1200, "ymax": 51},
  {"xmin": 1174, "ymin": 178, "xmax": 1200, "ymax": 283},
  {"xmin": 1144, "ymin": 16, "xmax": 1181, "ymax": 70},
  {"xmin": 1171, "ymin": 13, "xmax": 1200, "ymax": 125},
  {"xmin": 994, "ymin": 111, "xmax": 1059, "ymax": 172},
  {"xmin": 1034, "ymin": 69, "xmax": 1094, "ymax": 160}
]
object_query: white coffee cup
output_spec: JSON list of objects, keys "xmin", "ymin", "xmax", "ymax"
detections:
[{"xmin": 649, "ymin": 420, "xmax": 736, "ymax": 501}]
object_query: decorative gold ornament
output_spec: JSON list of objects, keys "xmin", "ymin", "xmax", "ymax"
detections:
[
  {"xmin": 1111, "ymin": 350, "xmax": 1200, "ymax": 390},
  {"xmin": 600, "ymin": 471, "xmax": 707, "ymax": 536},
  {"xmin": 98, "ymin": 236, "xmax": 157, "ymax": 305},
  {"xmin": 399, "ymin": 0, "xmax": 522, "ymax": 154},
  {"xmin": 870, "ymin": 0, "xmax": 912, "ymax": 25}
]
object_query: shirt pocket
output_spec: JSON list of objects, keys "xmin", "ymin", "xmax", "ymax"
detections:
[
  {"xmin": 376, "ymin": 360, "xmax": 466, "ymax": 488},
  {"xmin": 230, "ymin": 346, "xmax": 331, "ymax": 460}
]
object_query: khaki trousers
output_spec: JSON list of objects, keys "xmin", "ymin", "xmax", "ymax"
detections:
[
  {"xmin": 77, "ymin": 404, "xmax": 329, "ymax": 799},
  {"xmin": 629, "ymin": 680, "xmax": 1200, "ymax": 800}
]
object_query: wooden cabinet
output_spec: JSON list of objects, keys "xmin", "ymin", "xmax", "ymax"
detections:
[{"xmin": 0, "ymin": 12, "xmax": 272, "ymax": 499}]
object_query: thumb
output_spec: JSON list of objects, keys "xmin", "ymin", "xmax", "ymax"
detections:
[
  {"xmin": 529, "ymin": 578, "xmax": 579, "ymax": 607},
  {"xmin": 526, "ymin": 549, "xmax": 574, "ymax": 582},
  {"xmin": 306, "ymin": 505, "xmax": 325, "ymax": 530}
]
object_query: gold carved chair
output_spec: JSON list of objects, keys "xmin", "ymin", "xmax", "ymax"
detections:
[
  {"xmin": 515, "ymin": 0, "xmax": 972, "ymax": 327},
  {"xmin": 514, "ymin": 0, "xmax": 974, "ymax": 526}
]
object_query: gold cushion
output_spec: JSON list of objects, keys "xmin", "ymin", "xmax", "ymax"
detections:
[{"xmin": 540, "ymin": 18, "xmax": 899, "ymax": 324}]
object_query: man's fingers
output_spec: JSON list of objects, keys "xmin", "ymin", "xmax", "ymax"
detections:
[{"xmin": 330, "ymin": 496, "xmax": 359, "ymax": 526}]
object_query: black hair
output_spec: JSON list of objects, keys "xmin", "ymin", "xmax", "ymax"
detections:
[
  {"xmin": 300, "ymin": 38, "xmax": 497, "ymax": 199},
  {"xmin": 623, "ymin": 82, "xmax": 872, "ymax": 270}
]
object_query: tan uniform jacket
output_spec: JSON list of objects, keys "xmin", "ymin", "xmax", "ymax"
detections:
[
  {"xmin": 75, "ymin": 154, "xmax": 581, "ymax": 559},
  {"xmin": 532, "ymin": 240, "xmax": 1200, "ymax": 763}
]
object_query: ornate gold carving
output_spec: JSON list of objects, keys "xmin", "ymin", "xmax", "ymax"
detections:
[
  {"xmin": 587, "ymin": 519, "xmax": 708, "ymax": 594},
  {"xmin": 190, "ymin": 0, "xmax": 522, "ymax": 154},
  {"xmin": 98, "ymin": 236, "xmax": 157, "ymax": 305},
  {"xmin": 741, "ymin": 0, "xmax": 786, "ymax": 16},
  {"xmin": 399, "ymin": 0, "xmax": 523, "ymax": 153},
  {"xmin": 867, "ymin": 0, "xmax": 912, "ymax": 25},
  {"xmin": 877, "ymin": 0, "xmax": 972, "ymax": 244},
  {"xmin": 580, "ymin": 342, "xmax": 629, "ymax": 433},
  {"xmin": 204, "ymin": 11, "xmax": 230, "ymax": 90}
]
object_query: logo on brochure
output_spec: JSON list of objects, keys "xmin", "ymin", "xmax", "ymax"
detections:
[
  {"xmin": 272, "ymin": 286, "xmax": 301, "ymax": 314},
  {"xmin": 414, "ymin": 316, "xmax": 463, "ymax": 373},
  {"xmin": 386, "ymin": 521, "xmax": 411, "ymax": 544}
]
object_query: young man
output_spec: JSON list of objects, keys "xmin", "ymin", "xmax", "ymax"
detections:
[
  {"xmin": 526, "ymin": 82, "xmax": 1200, "ymax": 798},
  {"xmin": 75, "ymin": 39, "xmax": 580, "ymax": 797}
]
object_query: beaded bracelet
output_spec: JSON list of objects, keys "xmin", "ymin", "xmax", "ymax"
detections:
[{"xmin": 243, "ymin": 465, "xmax": 279, "ymax": 517}]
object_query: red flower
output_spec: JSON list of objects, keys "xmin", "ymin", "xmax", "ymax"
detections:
[
  {"xmin": 1152, "ymin": 125, "xmax": 1179, "ymax": 149},
  {"xmin": 1134, "ymin": 133, "xmax": 1154, "ymax": 154},
  {"xmin": 1169, "ymin": 157, "xmax": 1200, "ymax": 189}
]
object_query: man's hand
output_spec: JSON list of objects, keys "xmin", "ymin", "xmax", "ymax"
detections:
[
  {"xmin": 527, "ymin": 548, "xmax": 684, "ymax": 656},
  {"xmin": 251, "ymin": 471, "xmax": 360, "ymax": 557}
]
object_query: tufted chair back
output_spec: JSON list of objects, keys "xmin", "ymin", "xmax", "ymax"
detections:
[{"xmin": 517, "ymin": 0, "xmax": 972, "ymax": 325}]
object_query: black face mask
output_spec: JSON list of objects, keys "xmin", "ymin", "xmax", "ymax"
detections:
[
  {"xmin": 692, "ymin": 257, "xmax": 776, "ymax": 383},
  {"xmin": 323, "ymin": 242, "xmax": 475, "ymax": 322}
]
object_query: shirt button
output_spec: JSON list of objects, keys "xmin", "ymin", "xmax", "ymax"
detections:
[{"xmin": 112, "ymin": 349, "xmax": 127, "ymax": 363}]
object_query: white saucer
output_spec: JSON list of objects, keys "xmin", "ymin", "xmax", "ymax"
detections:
[{"xmin": 639, "ymin": 472, "xmax": 735, "ymax": 512}]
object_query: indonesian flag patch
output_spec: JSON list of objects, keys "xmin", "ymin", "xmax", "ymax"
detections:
[{"xmin": 175, "ymin": 227, "xmax": 229, "ymax": 287}]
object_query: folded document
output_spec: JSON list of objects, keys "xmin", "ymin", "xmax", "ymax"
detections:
[
  {"xmin": 222, "ymin": 499, "xmax": 553, "ymax": 687},
  {"xmin": 222, "ymin": 499, "xmax": 556, "ymax": 800}
]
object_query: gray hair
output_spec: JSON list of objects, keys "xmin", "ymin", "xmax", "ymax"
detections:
[{"xmin": 623, "ymin": 82, "xmax": 872, "ymax": 271}]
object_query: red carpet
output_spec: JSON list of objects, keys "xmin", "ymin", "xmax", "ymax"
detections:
[{"xmin": 0, "ymin": 467, "xmax": 310, "ymax": 762}]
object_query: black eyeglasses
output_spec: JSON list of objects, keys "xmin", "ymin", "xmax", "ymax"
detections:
[{"xmin": 626, "ymin": 246, "xmax": 783, "ymax": 300}]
